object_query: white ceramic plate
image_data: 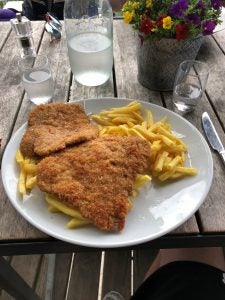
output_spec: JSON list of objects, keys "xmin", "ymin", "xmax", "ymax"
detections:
[{"xmin": 1, "ymin": 98, "xmax": 213, "ymax": 248}]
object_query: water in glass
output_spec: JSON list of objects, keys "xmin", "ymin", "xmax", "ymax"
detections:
[
  {"xmin": 172, "ymin": 60, "xmax": 209, "ymax": 113},
  {"xmin": 173, "ymin": 82, "xmax": 202, "ymax": 113},
  {"xmin": 22, "ymin": 68, "xmax": 54, "ymax": 105}
]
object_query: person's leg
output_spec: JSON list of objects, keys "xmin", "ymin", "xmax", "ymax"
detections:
[
  {"xmin": 145, "ymin": 247, "xmax": 225, "ymax": 279},
  {"xmin": 132, "ymin": 248, "xmax": 225, "ymax": 300}
]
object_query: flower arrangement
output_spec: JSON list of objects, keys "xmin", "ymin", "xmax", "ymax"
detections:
[{"xmin": 122, "ymin": 0, "xmax": 223, "ymax": 40}]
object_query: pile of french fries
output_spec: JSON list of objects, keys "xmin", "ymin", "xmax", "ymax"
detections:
[
  {"xmin": 15, "ymin": 100, "xmax": 197, "ymax": 229},
  {"xmin": 92, "ymin": 100, "xmax": 197, "ymax": 181}
]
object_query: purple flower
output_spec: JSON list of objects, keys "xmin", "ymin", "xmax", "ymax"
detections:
[
  {"xmin": 202, "ymin": 20, "xmax": 216, "ymax": 35},
  {"xmin": 211, "ymin": 0, "xmax": 222, "ymax": 10},
  {"xmin": 186, "ymin": 13, "xmax": 201, "ymax": 25},
  {"xmin": 169, "ymin": 0, "xmax": 189, "ymax": 18},
  {"xmin": 196, "ymin": 0, "xmax": 205, "ymax": 9}
]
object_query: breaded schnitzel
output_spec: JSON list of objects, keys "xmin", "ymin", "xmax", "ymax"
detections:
[
  {"xmin": 20, "ymin": 103, "xmax": 99, "ymax": 158},
  {"xmin": 36, "ymin": 135, "xmax": 151, "ymax": 231}
]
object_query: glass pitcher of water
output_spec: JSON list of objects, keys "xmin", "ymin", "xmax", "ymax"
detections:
[{"xmin": 64, "ymin": 0, "xmax": 113, "ymax": 87}]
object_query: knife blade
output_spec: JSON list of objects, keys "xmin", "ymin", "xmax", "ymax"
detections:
[{"xmin": 202, "ymin": 112, "xmax": 225, "ymax": 166}]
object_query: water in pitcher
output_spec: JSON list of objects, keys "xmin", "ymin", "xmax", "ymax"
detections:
[
  {"xmin": 22, "ymin": 68, "xmax": 54, "ymax": 105},
  {"xmin": 68, "ymin": 32, "xmax": 113, "ymax": 86}
]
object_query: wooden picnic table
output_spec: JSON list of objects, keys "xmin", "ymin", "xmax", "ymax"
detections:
[{"xmin": 1, "ymin": 19, "xmax": 225, "ymax": 299}]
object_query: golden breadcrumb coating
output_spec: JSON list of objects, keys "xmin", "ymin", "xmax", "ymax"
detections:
[
  {"xmin": 36, "ymin": 135, "xmax": 151, "ymax": 231},
  {"xmin": 20, "ymin": 103, "xmax": 99, "ymax": 157}
]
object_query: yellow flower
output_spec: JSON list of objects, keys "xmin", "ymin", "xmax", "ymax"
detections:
[
  {"xmin": 162, "ymin": 16, "xmax": 173, "ymax": 29},
  {"xmin": 132, "ymin": 2, "xmax": 139, "ymax": 9},
  {"xmin": 123, "ymin": 11, "xmax": 135, "ymax": 24},
  {"xmin": 146, "ymin": 0, "xmax": 152, "ymax": 8},
  {"xmin": 122, "ymin": 1, "xmax": 132, "ymax": 11}
]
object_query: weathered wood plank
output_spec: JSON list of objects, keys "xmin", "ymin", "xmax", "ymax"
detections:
[
  {"xmin": 171, "ymin": 217, "xmax": 199, "ymax": 234},
  {"xmin": 52, "ymin": 253, "xmax": 73, "ymax": 300},
  {"xmin": 213, "ymin": 28, "xmax": 225, "ymax": 51},
  {"xmin": 11, "ymin": 255, "xmax": 42, "ymax": 287},
  {"xmin": 69, "ymin": 78, "xmax": 115, "ymax": 103},
  {"xmin": 35, "ymin": 254, "xmax": 49, "ymax": 299},
  {"xmin": 132, "ymin": 248, "xmax": 158, "ymax": 293},
  {"xmin": 0, "ymin": 22, "xmax": 11, "ymax": 51},
  {"xmin": 102, "ymin": 250, "xmax": 131, "ymax": 300},
  {"xmin": 67, "ymin": 252, "xmax": 102, "ymax": 300},
  {"xmin": 0, "ymin": 254, "xmax": 64, "ymax": 300},
  {"xmin": 113, "ymin": 20, "xmax": 162, "ymax": 104},
  {"xmin": 198, "ymin": 35, "xmax": 225, "ymax": 125},
  {"xmin": 0, "ymin": 255, "xmax": 42, "ymax": 300}
]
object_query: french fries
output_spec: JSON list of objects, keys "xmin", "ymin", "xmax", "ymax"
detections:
[
  {"xmin": 16, "ymin": 150, "xmax": 37, "ymax": 195},
  {"xmin": 133, "ymin": 174, "xmax": 151, "ymax": 190},
  {"xmin": 92, "ymin": 100, "xmax": 197, "ymax": 181},
  {"xmin": 45, "ymin": 194, "xmax": 90, "ymax": 228}
]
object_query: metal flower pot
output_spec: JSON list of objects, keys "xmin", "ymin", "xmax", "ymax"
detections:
[{"xmin": 137, "ymin": 36, "xmax": 204, "ymax": 91}]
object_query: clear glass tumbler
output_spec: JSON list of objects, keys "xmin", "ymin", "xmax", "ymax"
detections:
[
  {"xmin": 64, "ymin": 0, "xmax": 113, "ymax": 87},
  {"xmin": 18, "ymin": 54, "xmax": 54, "ymax": 105},
  {"xmin": 172, "ymin": 60, "xmax": 209, "ymax": 113},
  {"xmin": 103, "ymin": 291, "xmax": 125, "ymax": 300}
]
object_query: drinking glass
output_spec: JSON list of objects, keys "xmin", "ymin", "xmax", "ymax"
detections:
[
  {"xmin": 64, "ymin": 0, "xmax": 113, "ymax": 87},
  {"xmin": 103, "ymin": 291, "xmax": 124, "ymax": 300},
  {"xmin": 172, "ymin": 60, "xmax": 209, "ymax": 113},
  {"xmin": 18, "ymin": 54, "xmax": 54, "ymax": 105}
]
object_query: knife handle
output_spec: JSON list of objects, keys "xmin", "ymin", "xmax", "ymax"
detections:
[{"xmin": 219, "ymin": 150, "xmax": 225, "ymax": 167}]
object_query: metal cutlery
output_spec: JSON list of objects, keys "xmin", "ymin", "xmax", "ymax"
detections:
[
  {"xmin": 45, "ymin": 12, "xmax": 62, "ymax": 31},
  {"xmin": 44, "ymin": 12, "xmax": 62, "ymax": 41},
  {"xmin": 202, "ymin": 112, "xmax": 225, "ymax": 166}
]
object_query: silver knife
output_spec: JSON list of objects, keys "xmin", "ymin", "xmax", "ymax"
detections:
[{"xmin": 202, "ymin": 112, "xmax": 225, "ymax": 166}]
